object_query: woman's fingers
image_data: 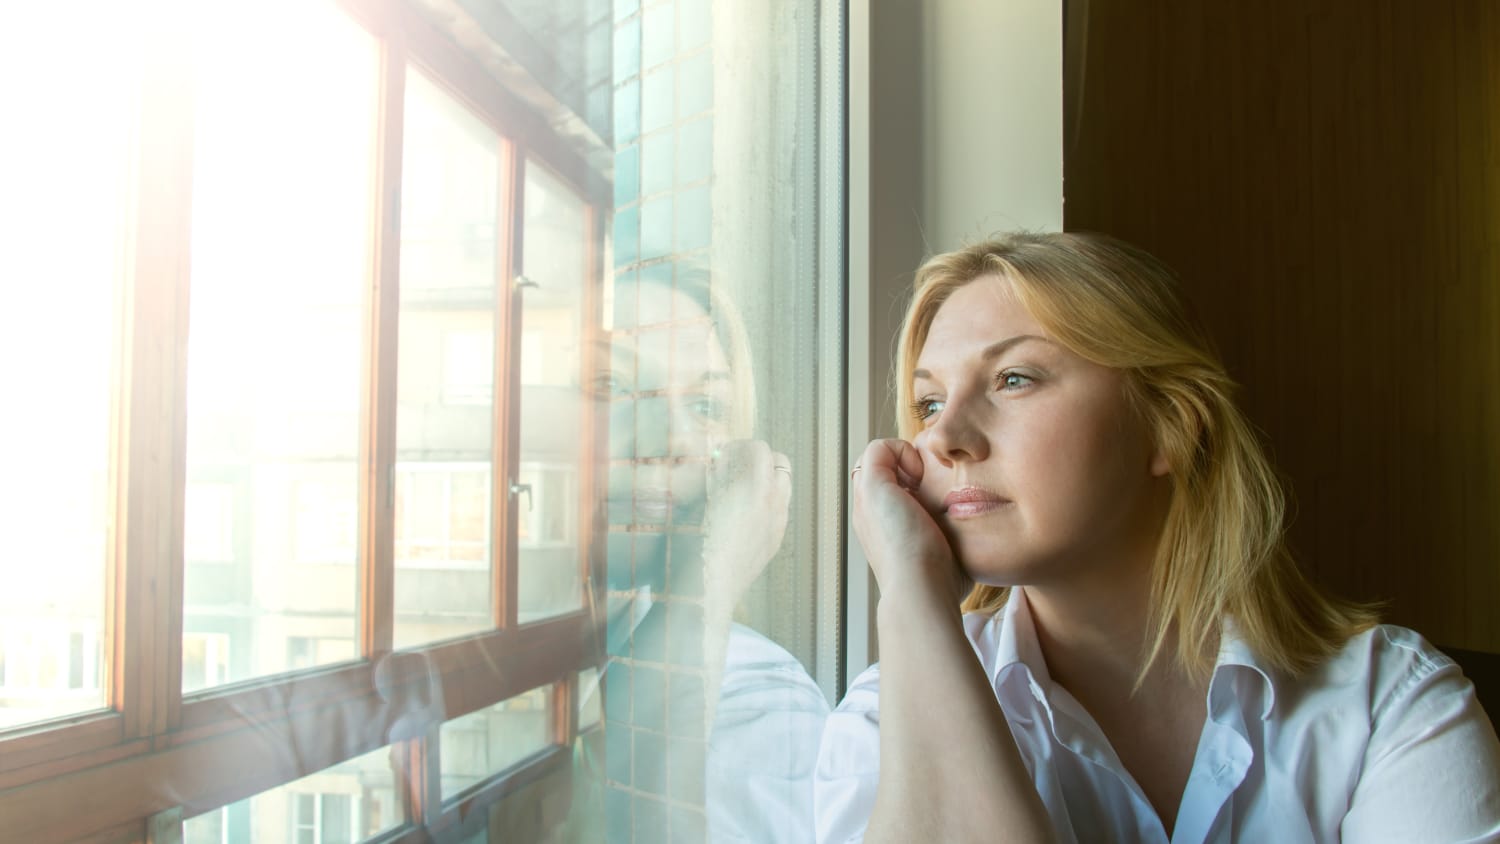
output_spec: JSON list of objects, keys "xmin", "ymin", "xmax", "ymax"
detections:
[
  {"xmin": 853, "ymin": 438, "xmax": 926, "ymax": 493},
  {"xmin": 851, "ymin": 438, "xmax": 961, "ymax": 600}
]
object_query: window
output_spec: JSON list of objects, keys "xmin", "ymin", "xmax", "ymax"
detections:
[
  {"xmin": 438, "ymin": 686, "xmax": 554, "ymax": 800},
  {"xmin": 184, "ymin": 744, "xmax": 401, "ymax": 844},
  {"xmin": 182, "ymin": 632, "xmax": 231, "ymax": 695},
  {"xmin": 291, "ymin": 792, "xmax": 356, "ymax": 844},
  {"xmin": 0, "ymin": 0, "xmax": 845, "ymax": 840},
  {"xmin": 393, "ymin": 464, "xmax": 491, "ymax": 570},
  {"xmin": 182, "ymin": 806, "xmax": 228, "ymax": 844},
  {"xmin": 0, "ymin": 0, "xmax": 608, "ymax": 839},
  {"xmin": 0, "ymin": 627, "xmax": 104, "ymax": 729},
  {"xmin": 0, "ymin": 0, "xmax": 126, "ymax": 730}
]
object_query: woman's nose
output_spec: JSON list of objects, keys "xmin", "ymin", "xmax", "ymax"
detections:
[{"xmin": 924, "ymin": 394, "xmax": 990, "ymax": 465}]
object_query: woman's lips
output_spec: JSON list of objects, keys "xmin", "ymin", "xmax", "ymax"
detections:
[{"xmin": 942, "ymin": 486, "xmax": 1010, "ymax": 518}]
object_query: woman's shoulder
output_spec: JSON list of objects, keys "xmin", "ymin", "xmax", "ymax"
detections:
[
  {"xmin": 1317, "ymin": 626, "xmax": 1500, "ymax": 840},
  {"xmin": 1281, "ymin": 622, "xmax": 1491, "ymax": 743},
  {"xmin": 1311, "ymin": 623, "xmax": 1460, "ymax": 703}
]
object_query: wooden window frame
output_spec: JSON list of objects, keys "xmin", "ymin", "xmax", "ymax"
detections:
[{"xmin": 0, "ymin": 1, "xmax": 608, "ymax": 841}]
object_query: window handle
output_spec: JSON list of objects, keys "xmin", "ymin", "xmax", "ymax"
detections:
[
  {"xmin": 514, "ymin": 275, "xmax": 539, "ymax": 291},
  {"xmin": 510, "ymin": 482, "xmax": 533, "ymax": 511}
]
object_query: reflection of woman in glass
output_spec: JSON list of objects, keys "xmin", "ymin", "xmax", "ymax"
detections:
[
  {"xmin": 597, "ymin": 265, "xmax": 827, "ymax": 842},
  {"xmin": 818, "ymin": 233, "xmax": 1500, "ymax": 842}
]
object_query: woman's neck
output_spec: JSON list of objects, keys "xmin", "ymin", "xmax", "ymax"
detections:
[
  {"xmin": 1020, "ymin": 556, "xmax": 1205, "ymax": 711},
  {"xmin": 1020, "ymin": 572, "xmax": 1211, "ymax": 838}
]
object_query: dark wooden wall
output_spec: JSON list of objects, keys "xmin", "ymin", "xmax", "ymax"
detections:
[{"xmin": 1063, "ymin": 1, "xmax": 1500, "ymax": 668}]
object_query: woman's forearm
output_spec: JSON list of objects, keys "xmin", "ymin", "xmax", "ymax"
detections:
[{"xmin": 866, "ymin": 591, "xmax": 1055, "ymax": 844}]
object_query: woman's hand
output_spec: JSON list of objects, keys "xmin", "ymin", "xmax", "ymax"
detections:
[
  {"xmin": 851, "ymin": 436, "xmax": 971, "ymax": 611},
  {"xmin": 702, "ymin": 439, "xmax": 792, "ymax": 612},
  {"xmin": 850, "ymin": 443, "xmax": 1053, "ymax": 844}
]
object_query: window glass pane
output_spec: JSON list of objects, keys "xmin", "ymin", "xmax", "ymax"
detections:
[
  {"xmin": 0, "ymin": 4, "xmax": 136, "ymax": 730},
  {"xmin": 183, "ymin": 806, "xmax": 228, "ymax": 844},
  {"xmin": 393, "ymin": 68, "xmax": 503, "ymax": 649},
  {"xmin": 439, "ymin": 685, "xmax": 554, "ymax": 800},
  {"xmin": 185, "ymin": 744, "xmax": 403, "ymax": 843},
  {"xmin": 517, "ymin": 162, "xmax": 590, "ymax": 622},
  {"xmin": 578, "ymin": 667, "xmax": 602, "ymax": 730},
  {"xmin": 591, "ymin": 0, "xmax": 843, "ymax": 840},
  {"xmin": 182, "ymin": 0, "xmax": 378, "ymax": 692}
]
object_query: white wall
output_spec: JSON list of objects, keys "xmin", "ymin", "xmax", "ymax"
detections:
[{"xmin": 846, "ymin": 0, "xmax": 1063, "ymax": 689}]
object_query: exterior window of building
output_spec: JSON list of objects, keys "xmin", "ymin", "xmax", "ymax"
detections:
[
  {"xmin": 439, "ymin": 686, "xmax": 554, "ymax": 801},
  {"xmin": 182, "ymin": 807, "xmax": 228, "ymax": 844},
  {"xmin": 291, "ymin": 792, "xmax": 357, "ymax": 844},
  {"xmin": 393, "ymin": 464, "xmax": 491, "ymax": 569},
  {"xmin": 184, "ymin": 745, "xmax": 400, "ymax": 844},
  {"xmin": 182, "ymin": 632, "xmax": 232, "ymax": 694}
]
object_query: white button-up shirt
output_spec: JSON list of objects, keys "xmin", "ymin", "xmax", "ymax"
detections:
[
  {"xmin": 815, "ymin": 589, "xmax": 1500, "ymax": 843},
  {"xmin": 709, "ymin": 624, "xmax": 830, "ymax": 842}
]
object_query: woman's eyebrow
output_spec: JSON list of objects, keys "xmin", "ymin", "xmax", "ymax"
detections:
[{"xmin": 913, "ymin": 333, "xmax": 1052, "ymax": 381}]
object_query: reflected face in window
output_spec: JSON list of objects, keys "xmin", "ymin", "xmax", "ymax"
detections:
[{"xmin": 603, "ymin": 282, "xmax": 737, "ymax": 526}]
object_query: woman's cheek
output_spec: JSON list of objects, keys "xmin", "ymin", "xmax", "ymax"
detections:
[{"xmin": 914, "ymin": 446, "xmax": 948, "ymax": 515}]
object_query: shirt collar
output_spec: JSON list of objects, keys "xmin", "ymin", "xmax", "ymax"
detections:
[
  {"xmin": 1210, "ymin": 617, "xmax": 1278, "ymax": 721},
  {"xmin": 982, "ymin": 587, "xmax": 1051, "ymax": 692},
  {"xmin": 979, "ymin": 587, "xmax": 1279, "ymax": 721}
]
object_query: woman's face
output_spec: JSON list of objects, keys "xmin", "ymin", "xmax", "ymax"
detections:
[
  {"xmin": 606, "ymin": 283, "xmax": 735, "ymax": 526},
  {"xmin": 910, "ymin": 275, "xmax": 1170, "ymax": 589}
]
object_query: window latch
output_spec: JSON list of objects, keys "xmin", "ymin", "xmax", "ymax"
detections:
[
  {"xmin": 514, "ymin": 275, "xmax": 539, "ymax": 291},
  {"xmin": 509, "ymin": 482, "xmax": 533, "ymax": 511}
]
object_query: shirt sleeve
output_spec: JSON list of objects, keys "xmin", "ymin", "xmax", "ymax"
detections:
[
  {"xmin": 813, "ymin": 663, "xmax": 883, "ymax": 844},
  {"xmin": 1341, "ymin": 627, "xmax": 1500, "ymax": 843},
  {"xmin": 706, "ymin": 627, "xmax": 832, "ymax": 843}
]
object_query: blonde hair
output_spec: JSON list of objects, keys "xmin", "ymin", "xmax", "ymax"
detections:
[{"xmin": 895, "ymin": 232, "xmax": 1377, "ymax": 682}]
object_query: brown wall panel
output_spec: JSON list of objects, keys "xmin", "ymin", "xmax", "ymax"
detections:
[{"xmin": 1065, "ymin": 0, "xmax": 1500, "ymax": 654}]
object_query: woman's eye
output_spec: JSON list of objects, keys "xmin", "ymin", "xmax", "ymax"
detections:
[
  {"xmin": 688, "ymin": 394, "xmax": 726, "ymax": 420},
  {"xmin": 996, "ymin": 371, "xmax": 1035, "ymax": 391},
  {"xmin": 911, "ymin": 398, "xmax": 944, "ymax": 421},
  {"xmin": 587, "ymin": 371, "xmax": 630, "ymax": 398}
]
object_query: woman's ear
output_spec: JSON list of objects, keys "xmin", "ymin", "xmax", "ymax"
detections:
[
  {"xmin": 1149, "ymin": 445, "xmax": 1171, "ymax": 478},
  {"xmin": 1147, "ymin": 384, "xmax": 1205, "ymax": 478}
]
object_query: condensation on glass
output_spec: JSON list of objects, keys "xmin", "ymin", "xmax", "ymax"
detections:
[
  {"xmin": 0, "ymin": 4, "xmax": 137, "ymax": 729},
  {"xmin": 181, "ymin": 2, "xmax": 379, "ymax": 692}
]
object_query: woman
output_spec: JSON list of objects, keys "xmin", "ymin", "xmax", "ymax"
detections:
[
  {"xmin": 817, "ymin": 233, "xmax": 1500, "ymax": 842},
  {"xmin": 597, "ymin": 267, "xmax": 827, "ymax": 843}
]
